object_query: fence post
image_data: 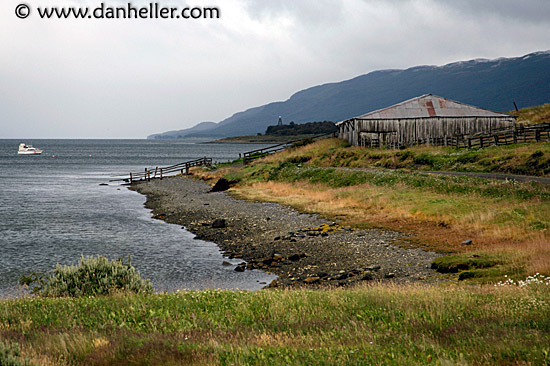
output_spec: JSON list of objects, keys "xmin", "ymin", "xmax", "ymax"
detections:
[
  {"xmin": 467, "ymin": 138, "xmax": 471, "ymax": 149},
  {"xmin": 130, "ymin": 172, "xmax": 133, "ymax": 184},
  {"xmin": 160, "ymin": 168, "xmax": 163, "ymax": 180}
]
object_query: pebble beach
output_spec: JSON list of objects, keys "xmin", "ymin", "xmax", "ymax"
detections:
[{"xmin": 131, "ymin": 175, "xmax": 442, "ymax": 289}]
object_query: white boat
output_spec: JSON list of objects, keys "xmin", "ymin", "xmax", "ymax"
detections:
[{"xmin": 18, "ymin": 143, "xmax": 43, "ymax": 155}]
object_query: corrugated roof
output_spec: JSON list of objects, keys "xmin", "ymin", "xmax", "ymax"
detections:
[{"xmin": 341, "ymin": 95, "xmax": 515, "ymax": 123}]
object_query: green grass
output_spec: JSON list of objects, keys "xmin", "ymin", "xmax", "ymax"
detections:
[
  {"xmin": 1, "ymin": 284, "xmax": 550, "ymax": 365},
  {"xmin": 431, "ymin": 253, "xmax": 519, "ymax": 282},
  {"xmin": 259, "ymin": 163, "xmax": 550, "ymax": 202},
  {"xmin": 305, "ymin": 140, "xmax": 550, "ymax": 177}
]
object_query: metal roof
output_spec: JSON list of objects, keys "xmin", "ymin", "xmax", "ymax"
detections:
[{"xmin": 337, "ymin": 95, "xmax": 515, "ymax": 124}]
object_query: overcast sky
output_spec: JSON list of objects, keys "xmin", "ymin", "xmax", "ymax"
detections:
[{"xmin": 1, "ymin": 0, "xmax": 549, "ymax": 138}]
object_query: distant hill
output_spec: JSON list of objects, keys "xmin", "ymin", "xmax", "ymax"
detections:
[
  {"xmin": 147, "ymin": 121, "xmax": 216, "ymax": 139},
  {"xmin": 149, "ymin": 51, "xmax": 550, "ymax": 139}
]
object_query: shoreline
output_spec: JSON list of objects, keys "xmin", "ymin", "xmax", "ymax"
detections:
[{"xmin": 130, "ymin": 175, "xmax": 443, "ymax": 288}]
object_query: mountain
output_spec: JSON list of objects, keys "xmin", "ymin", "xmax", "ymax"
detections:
[
  {"xmin": 149, "ymin": 51, "xmax": 550, "ymax": 139},
  {"xmin": 147, "ymin": 121, "xmax": 216, "ymax": 139}
]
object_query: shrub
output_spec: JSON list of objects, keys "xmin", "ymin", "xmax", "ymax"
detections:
[
  {"xmin": 414, "ymin": 153, "xmax": 437, "ymax": 167},
  {"xmin": 21, "ymin": 255, "xmax": 152, "ymax": 297}
]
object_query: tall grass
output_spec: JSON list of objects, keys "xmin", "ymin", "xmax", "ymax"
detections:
[
  {"xmin": 268, "ymin": 138, "xmax": 550, "ymax": 176},
  {"xmin": 1, "ymin": 284, "xmax": 549, "ymax": 365}
]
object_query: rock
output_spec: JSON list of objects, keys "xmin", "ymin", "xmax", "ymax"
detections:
[
  {"xmin": 461, "ymin": 240, "xmax": 473, "ymax": 245},
  {"xmin": 288, "ymin": 253, "xmax": 306, "ymax": 261},
  {"xmin": 211, "ymin": 178, "xmax": 231, "ymax": 192},
  {"xmin": 234, "ymin": 263, "xmax": 246, "ymax": 272},
  {"xmin": 261, "ymin": 257, "xmax": 273, "ymax": 266},
  {"xmin": 304, "ymin": 276, "xmax": 320, "ymax": 284},
  {"xmin": 222, "ymin": 261, "xmax": 232, "ymax": 266},
  {"xmin": 317, "ymin": 272, "xmax": 330, "ymax": 278},
  {"xmin": 272, "ymin": 253, "xmax": 284, "ymax": 261},
  {"xmin": 274, "ymin": 236, "xmax": 281, "ymax": 241},
  {"xmin": 365, "ymin": 265, "xmax": 381, "ymax": 272},
  {"xmin": 336, "ymin": 273, "xmax": 349, "ymax": 280},
  {"xmin": 361, "ymin": 272, "xmax": 374, "ymax": 281},
  {"xmin": 99, "ymin": 183, "xmax": 108, "ymax": 186},
  {"xmin": 385, "ymin": 273, "xmax": 396, "ymax": 279},
  {"xmin": 212, "ymin": 219, "xmax": 226, "ymax": 228}
]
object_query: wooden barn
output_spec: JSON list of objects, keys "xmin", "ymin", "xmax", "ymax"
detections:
[{"xmin": 336, "ymin": 94, "xmax": 516, "ymax": 147}]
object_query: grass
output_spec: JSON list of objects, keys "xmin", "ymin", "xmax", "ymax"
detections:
[
  {"xmin": 282, "ymin": 138, "xmax": 550, "ymax": 176},
  {"xmin": 1, "ymin": 283, "xmax": 550, "ymax": 365},
  {"xmin": 511, "ymin": 103, "xmax": 550, "ymax": 125}
]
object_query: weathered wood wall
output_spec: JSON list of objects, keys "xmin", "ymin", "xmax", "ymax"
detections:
[{"xmin": 338, "ymin": 117, "xmax": 516, "ymax": 147}]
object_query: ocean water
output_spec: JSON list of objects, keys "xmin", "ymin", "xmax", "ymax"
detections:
[{"xmin": 0, "ymin": 139, "xmax": 277, "ymax": 297}]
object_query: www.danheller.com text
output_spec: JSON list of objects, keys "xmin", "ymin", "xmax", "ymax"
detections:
[{"xmin": 15, "ymin": 2, "xmax": 221, "ymax": 20}]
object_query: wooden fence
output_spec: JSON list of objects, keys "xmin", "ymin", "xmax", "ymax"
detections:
[
  {"xmin": 367, "ymin": 123, "xmax": 550, "ymax": 150},
  {"xmin": 453, "ymin": 123, "xmax": 550, "ymax": 149},
  {"xmin": 242, "ymin": 133, "xmax": 335, "ymax": 164},
  {"xmin": 111, "ymin": 157, "xmax": 212, "ymax": 183}
]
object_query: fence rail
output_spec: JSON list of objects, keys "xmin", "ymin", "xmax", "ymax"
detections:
[
  {"xmin": 452, "ymin": 123, "xmax": 550, "ymax": 149},
  {"xmin": 366, "ymin": 124, "xmax": 550, "ymax": 150},
  {"xmin": 110, "ymin": 157, "xmax": 212, "ymax": 183}
]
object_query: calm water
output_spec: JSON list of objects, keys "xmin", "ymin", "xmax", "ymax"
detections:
[{"xmin": 0, "ymin": 139, "xmax": 277, "ymax": 297}]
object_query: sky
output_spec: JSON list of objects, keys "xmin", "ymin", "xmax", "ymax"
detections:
[{"xmin": 1, "ymin": 0, "xmax": 549, "ymax": 139}]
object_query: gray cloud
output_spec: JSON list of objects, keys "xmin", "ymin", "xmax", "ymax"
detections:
[
  {"xmin": 1, "ymin": 0, "xmax": 548, "ymax": 138},
  {"xmin": 438, "ymin": 0, "xmax": 550, "ymax": 23}
]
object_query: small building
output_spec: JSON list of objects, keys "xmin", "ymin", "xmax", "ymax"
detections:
[{"xmin": 336, "ymin": 94, "xmax": 516, "ymax": 147}]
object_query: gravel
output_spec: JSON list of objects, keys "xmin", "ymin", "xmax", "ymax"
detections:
[{"xmin": 130, "ymin": 176, "xmax": 443, "ymax": 288}]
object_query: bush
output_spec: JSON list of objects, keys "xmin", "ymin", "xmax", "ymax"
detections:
[
  {"xmin": 0, "ymin": 340, "xmax": 31, "ymax": 366},
  {"xmin": 21, "ymin": 255, "xmax": 153, "ymax": 297}
]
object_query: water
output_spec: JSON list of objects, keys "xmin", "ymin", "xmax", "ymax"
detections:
[{"xmin": 0, "ymin": 139, "xmax": 277, "ymax": 297}]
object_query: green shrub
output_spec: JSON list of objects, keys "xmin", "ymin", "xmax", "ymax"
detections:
[
  {"xmin": 414, "ymin": 153, "xmax": 437, "ymax": 167},
  {"xmin": 21, "ymin": 255, "xmax": 152, "ymax": 297},
  {"xmin": 431, "ymin": 254, "xmax": 503, "ymax": 274},
  {"xmin": 0, "ymin": 340, "xmax": 31, "ymax": 366}
]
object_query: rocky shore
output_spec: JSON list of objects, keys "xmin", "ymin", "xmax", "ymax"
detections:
[{"xmin": 130, "ymin": 176, "xmax": 442, "ymax": 288}]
